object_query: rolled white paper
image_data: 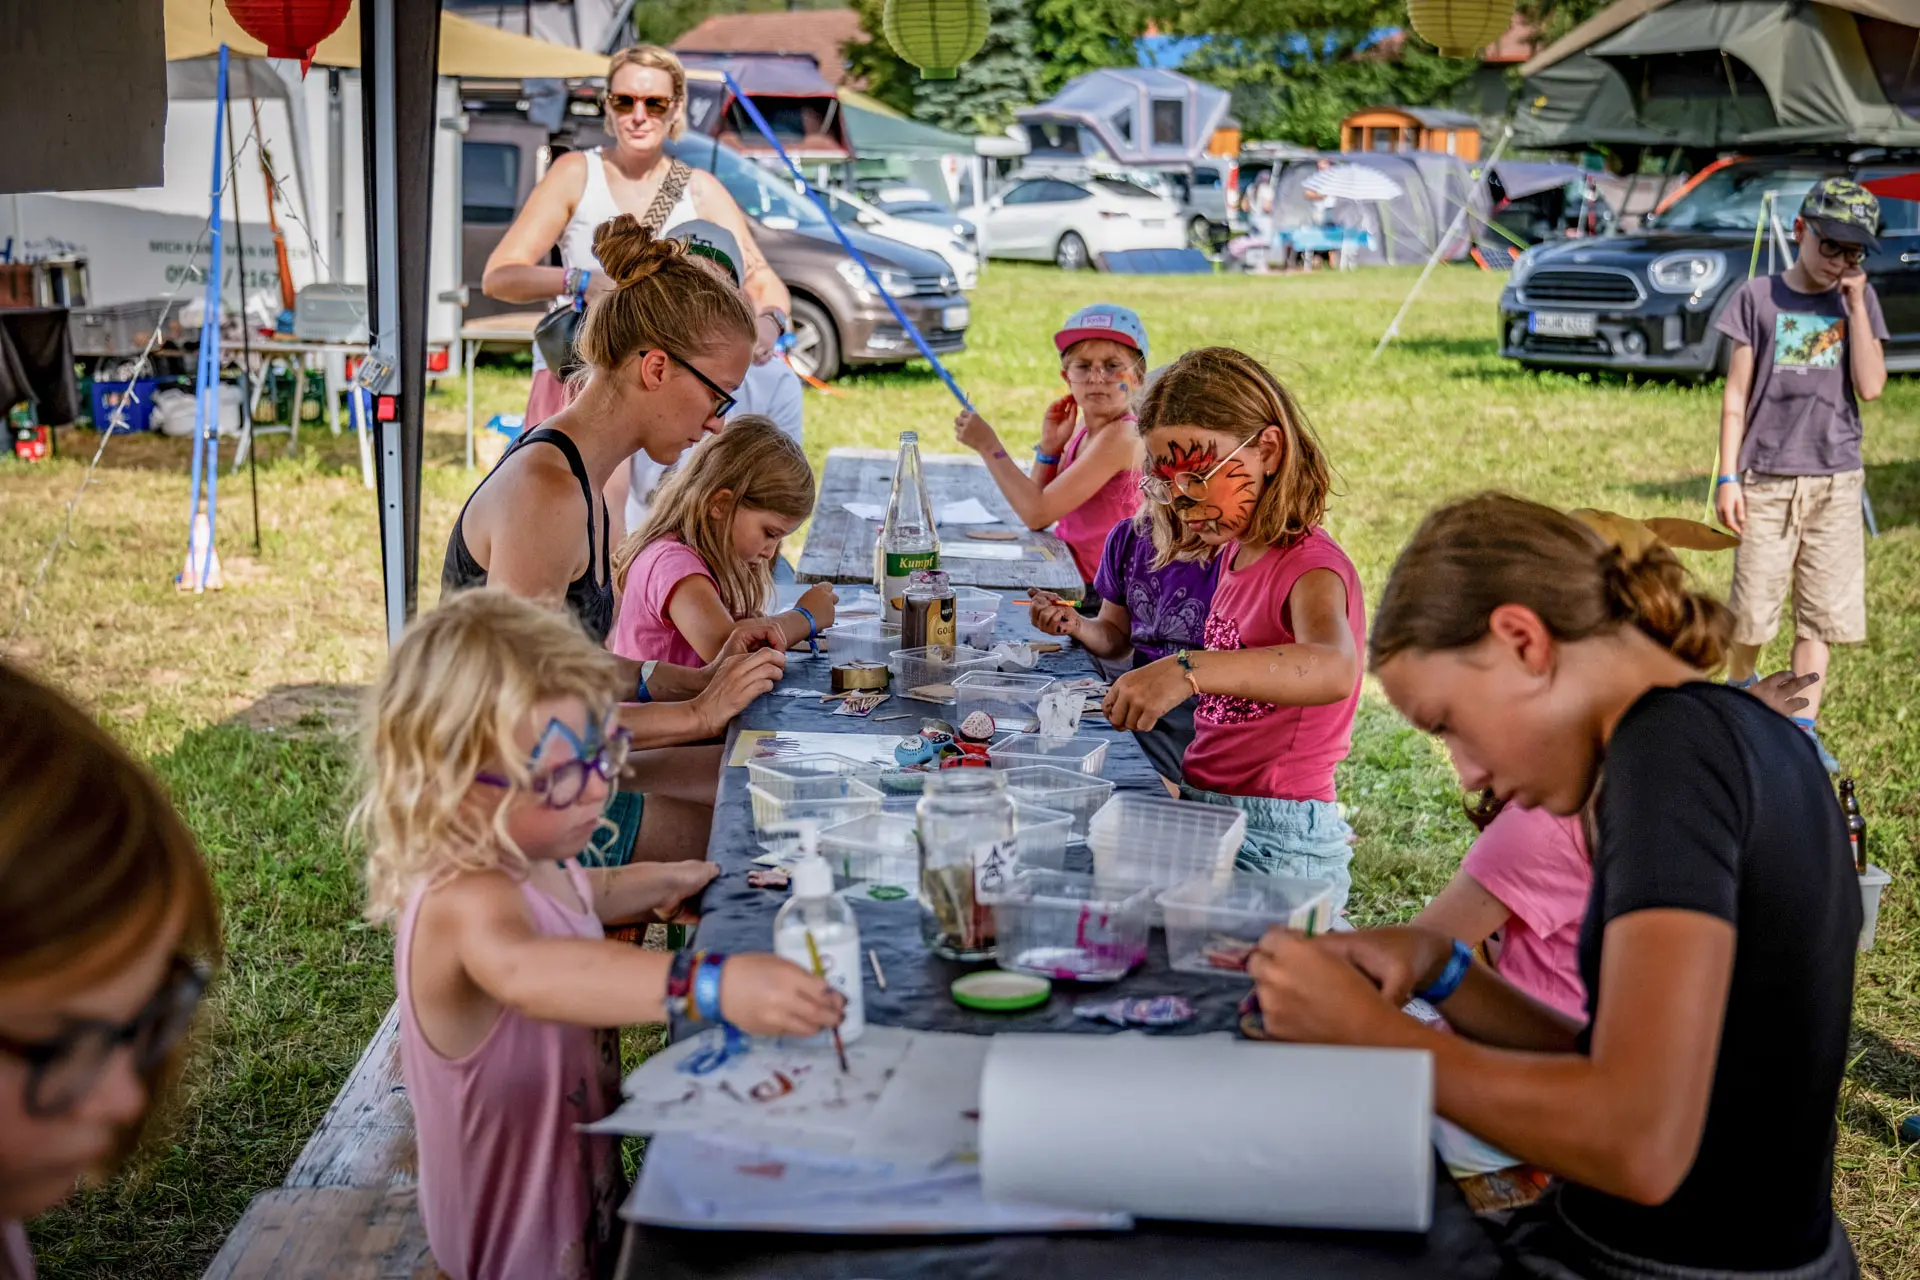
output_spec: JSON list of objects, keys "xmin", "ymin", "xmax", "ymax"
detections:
[{"xmin": 979, "ymin": 1033, "xmax": 1434, "ymax": 1232}]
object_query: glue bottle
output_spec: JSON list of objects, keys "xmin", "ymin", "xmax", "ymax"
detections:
[{"xmin": 773, "ymin": 826, "xmax": 865, "ymax": 1043}]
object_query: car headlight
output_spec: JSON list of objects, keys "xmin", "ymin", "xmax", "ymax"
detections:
[
  {"xmin": 1649, "ymin": 251, "xmax": 1725, "ymax": 296},
  {"xmin": 833, "ymin": 259, "xmax": 915, "ymax": 297},
  {"xmin": 1509, "ymin": 248, "xmax": 1536, "ymax": 288}
]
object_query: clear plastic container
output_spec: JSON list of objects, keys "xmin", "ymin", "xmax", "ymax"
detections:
[
  {"xmin": 747, "ymin": 754, "xmax": 870, "ymax": 804},
  {"xmin": 1011, "ymin": 798, "xmax": 1073, "ymax": 872},
  {"xmin": 818, "ymin": 812, "xmax": 919, "ymax": 887},
  {"xmin": 988, "ymin": 732, "xmax": 1108, "ymax": 776},
  {"xmin": 1002, "ymin": 766, "xmax": 1115, "ymax": 839},
  {"xmin": 993, "ymin": 870, "xmax": 1151, "ymax": 983},
  {"xmin": 1158, "ymin": 871, "xmax": 1339, "ymax": 978},
  {"xmin": 888, "ymin": 644, "xmax": 999, "ymax": 693},
  {"xmin": 954, "ymin": 671, "xmax": 1057, "ymax": 735},
  {"xmin": 1860, "ymin": 864, "xmax": 1892, "ymax": 952},
  {"xmin": 1087, "ymin": 793, "xmax": 1246, "ymax": 899},
  {"xmin": 954, "ymin": 586, "xmax": 1002, "ymax": 648},
  {"xmin": 747, "ymin": 777, "xmax": 883, "ymax": 835},
  {"xmin": 821, "ymin": 618, "xmax": 902, "ymax": 667}
]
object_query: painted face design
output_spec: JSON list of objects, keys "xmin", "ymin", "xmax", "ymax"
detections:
[{"xmin": 1151, "ymin": 438, "xmax": 1260, "ymax": 538}]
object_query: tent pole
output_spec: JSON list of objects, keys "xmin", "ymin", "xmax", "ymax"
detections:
[
  {"xmin": 366, "ymin": 0, "xmax": 408, "ymax": 646},
  {"xmin": 1370, "ymin": 125, "xmax": 1512, "ymax": 361},
  {"xmin": 227, "ymin": 71, "xmax": 263, "ymax": 555}
]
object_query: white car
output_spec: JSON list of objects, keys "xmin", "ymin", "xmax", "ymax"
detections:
[
  {"xmin": 822, "ymin": 189, "xmax": 980, "ymax": 291},
  {"xmin": 976, "ymin": 175, "xmax": 1185, "ymax": 270}
]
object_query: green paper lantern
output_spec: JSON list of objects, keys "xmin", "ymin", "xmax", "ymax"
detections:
[{"xmin": 882, "ymin": 0, "xmax": 990, "ymax": 80}]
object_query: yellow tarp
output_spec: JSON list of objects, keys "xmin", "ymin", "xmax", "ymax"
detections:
[{"xmin": 164, "ymin": 0, "xmax": 610, "ymax": 78}]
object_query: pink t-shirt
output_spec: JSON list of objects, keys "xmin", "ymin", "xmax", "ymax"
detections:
[
  {"xmin": 610, "ymin": 536, "xmax": 716, "ymax": 668},
  {"xmin": 1052, "ymin": 418, "xmax": 1141, "ymax": 584},
  {"xmin": 1182, "ymin": 528, "xmax": 1365, "ymax": 802},
  {"xmin": 1462, "ymin": 805, "xmax": 1592, "ymax": 1020},
  {"xmin": 397, "ymin": 861, "xmax": 622, "ymax": 1280}
]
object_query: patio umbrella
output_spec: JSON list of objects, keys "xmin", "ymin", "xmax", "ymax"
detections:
[
  {"xmin": 1864, "ymin": 173, "xmax": 1920, "ymax": 203},
  {"xmin": 1303, "ymin": 165, "xmax": 1405, "ymax": 201}
]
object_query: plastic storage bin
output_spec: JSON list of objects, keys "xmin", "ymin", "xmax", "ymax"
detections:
[
  {"xmin": 1158, "ymin": 871, "xmax": 1339, "ymax": 978},
  {"xmin": 1088, "ymin": 793, "xmax": 1246, "ymax": 900},
  {"xmin": 822, "ymin": 618, "xmax": 901, "ymax": 667},
  {"xmin": 993, "ymin": 870, "xmax": 1151, "ymax": 982},
  {"xmin": 954, "ymin": 671, "xmax": 1057, "ymax": 735},
  {"xmin": 1002, "ymin": 766, "xmax": 1114, "ymax": 838},
  {"xmin": 1011, "ymin": 798, "xmax": 1073, "ymax": 871},
  {"xmin": 818, "ymin": 812, "xmax": 918, "ymax": 887},
  {"xmin": 745, "ymin": 756, "xmax": 884, "ymax": 835},
  {"xmin": 988, "ymin": 732, "xmax": 1108, "ymax": 776},
  {"xmin": 954, "ymin": 586, "xmax": 1002, "ymax": 648},
  {"xmin": 1860, "ymin": 864, "xmax": 1892, "ymax": 952},
  {"xmin": 888, "ymin": 644, "xmax": 999, "ymax": 693},
  {"xmin": 747, "ymin": 754, "xmax": 869, "ymax": 802}
]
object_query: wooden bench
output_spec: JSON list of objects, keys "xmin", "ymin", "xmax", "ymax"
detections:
[{"xmin": 204, "ymin": 1004, "xmax": 439, "ymax": 1278}]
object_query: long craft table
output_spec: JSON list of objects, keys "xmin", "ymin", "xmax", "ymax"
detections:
[
  {"xmin": 613, "ymin": 597, "xmax": 1504, "ymax": 1278},
  {"xmin": 796, "ymin": 447, "xmax": 1089, "ymax": 598}
]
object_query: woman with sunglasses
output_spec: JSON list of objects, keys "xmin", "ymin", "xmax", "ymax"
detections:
[
  {"xmin": 0, "ymin": 663, "xmax": 221, "ymax": 1278},
  {"xmin": 481, "ymin": 44, "xmax": 793, "ymax": 428},
  {"xmin": 359, "ymin": 590, "xmax": 841, "ymax": 1280},
  {"xmin": 447, "ymin": 212, "xmax": 789, "ymax": 869}
]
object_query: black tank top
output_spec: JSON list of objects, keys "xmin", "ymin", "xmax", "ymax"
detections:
[{"xmin": 441, "ymin": 426, "xmax": 614, "ymax": 643}]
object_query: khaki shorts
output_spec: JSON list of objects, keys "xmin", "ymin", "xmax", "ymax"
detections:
[{"xmin": 1728, "ymin": 469, "xmax": 1867, "ymax": 646}]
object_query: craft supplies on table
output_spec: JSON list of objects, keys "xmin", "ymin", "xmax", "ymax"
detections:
[
  {"xmin": 988, "ymin": 732, "xmax": 1108, "ymax": 777},
  {"xmin": 1003, "ymin": 766, "xmax": 1115, "ymax": 839},
  {"xmin": 993, "ymin": 870, "xmax": 1151, "ymax": 982},
  {"xmin": 1010, "ymin": 798, "xmax": 1074, "ymax": 872},
  {"xmin": 818, "ymin": 812, "xmax": 918, "ymax": 887},
  {"xmin": 822, "ymin": 618, "xmax": 902, "ymax": 665},
  {"xmin": 953, "ymin": 585, "xmax": 1003, "ymax": 648},
  {"xmin": 951, "ymin": 971, "xmax": 1051, "ymax": 1012},
  {"xmin": 1157, "ymin": 872, "xmax": 1339, "ymax": 977},
  {"xmin": 901, "ymin": 569, "xmax": 958, "ymax": 651},
  {"xmin": 775, "ymin": 852, "xmax": 866, "ymax": 1046},
  {"xmin": 1088, "ymin": 793, "xmax": 1246, "ymax": 915},
  {"xmin": 978, "ymin": 1034, "xmax": 1435, "ymax": 1232},
  {"xmin": 748, "ymin": 775, "xmax": 883, "ymax": 838},
  {"xmin": 954, "ymin": 670, "xmax": 1057, "ymax": 735},
  {"xmin": 829, "ymin": 660, "xmax": 891, "ymax": 693},
  {"xmin": 889, "ymin": 644, "xmax": 999, "ymax": 692},
  {"xmin": 730, "ymin": 730, "xmax": 906, "ymax": 770},
  {"xmin": 917, "ymin": 768, "xmax": 1016, "ymax": 961}
]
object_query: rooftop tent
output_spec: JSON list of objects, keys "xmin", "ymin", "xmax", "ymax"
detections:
[
  {"xmin": 680, "ymin": 54, "xmax": 853, "ymax": 162},
  {"xmin": 1268, "ymin": 152, "xmax": 1488, "ymax": 266},
  {"xmin": 1515, "ymin": 0, "xmax": 1920, "ymax": 148},
  {"xmin": 1016, "ymin": 68, "xmax": 1232, "ymax": 168}
]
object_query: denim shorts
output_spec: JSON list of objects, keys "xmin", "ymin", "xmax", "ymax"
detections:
[{"xmin": 1177, "ymin": 784, "xmax": 1353, "ymax": 915}]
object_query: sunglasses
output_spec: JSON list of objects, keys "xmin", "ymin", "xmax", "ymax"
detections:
[
  {"xmin": 477, "ymin": 726, "xmax": 633, "ymax": 810},
  {"xmin": 605, "ymin": 93, "xmax": 676, "ymax": 120},
  {"xmin": 653, "ymin": 349, "xmax": 738, "ymax": 421},
  {"xmin": 0, "ymin": 957, "xmax": 209, "ymax": 1118},
  {"xmin": 1064, "ymin": 358, "xmax": 1136, "ymax": 384},
  {"xmin": 1138, "ymin": 427, "xmax": 1269, "ymax": 506},
  {"xmin": 1815, "ymin": 236, "xmax": 1866, "ymax": 266}
]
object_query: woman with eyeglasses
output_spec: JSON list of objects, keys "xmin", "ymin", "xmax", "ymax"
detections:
[
  {"xmin": 0, "ymin": 663, "xmax": 221, "ymax": 1278},
  {"xmin": 358, "ymin": 590, "xmax": 841, "ymax": 1280},
  {"xmin": 481, "ymin": 45, "xmax": 793, "ymax": 430},
  {"xmin": 447, "ymin": 213, "xmax": 789, "ymax": 869},
  {"xmin": 953, "ymin": 304, "xmax": 1150, "ymax": 598}
]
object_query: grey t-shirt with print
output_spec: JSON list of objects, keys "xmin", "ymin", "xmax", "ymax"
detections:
[{"xmin": 1715, "ymin": 274, "xmax": 1888, "ymax": 476}]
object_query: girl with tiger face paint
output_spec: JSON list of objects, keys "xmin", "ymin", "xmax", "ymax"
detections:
[{"xmin": 1105, "ymin": 348, "xmax": 1366, "ymax": 908}]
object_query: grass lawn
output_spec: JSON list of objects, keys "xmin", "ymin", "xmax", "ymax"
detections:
[{"xmin": 7, "ymin": 262, "xmax": 1916, "ymax": 1277}]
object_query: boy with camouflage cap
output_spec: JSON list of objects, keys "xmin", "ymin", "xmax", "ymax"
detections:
[{"xmin": 1714, "ymin": 177, "xmax": 1888, "ymax": 769}]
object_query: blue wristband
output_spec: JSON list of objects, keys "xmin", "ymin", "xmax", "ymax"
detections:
[
  {"xmin": 1716, "ymin": 474, "xmax": 1739, "ymax": 488},
  {"xmin": 634, "ymin": 660, "xmax": 655, "ymax": 704},
  {"xmin": 793, "ymin": 604, "xmax": 819, "ymax": 657},
  {"xmin": 694, "ymin": 953, "xmax": 727, "ymax": 1024},
  {"xmin": 1416, "ymin": 939, "xmax": 1474, "ymax": 1005},
  {"xmin": 1034, "ymin": 449, "xmax": 1061, "ymax": 466}
]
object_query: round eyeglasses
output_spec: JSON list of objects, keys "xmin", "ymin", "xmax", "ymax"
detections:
[{"xmin": 477, "ymin": 727, "xmax": 633, "ymax": 810}]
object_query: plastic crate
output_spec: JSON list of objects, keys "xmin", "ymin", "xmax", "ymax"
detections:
[
  {"xmin": 821, "ymin": 618, "xmax": 901, "ymax": 667},
  {"xmin": 888, "ymin": 644, "xmax": 998, "ymax": 693},
  {"xmin": 1088, "ymin": 793, "xmax": 1246, "ymax": 900},
  {"xmin": 988, "ymin": 732, "xmax": 1107, "ymax": 776},
  {"xmin": 1011, "ymin": 797, "xmax": 1073, "ymax": 871},
  {"xmin": 68, "ymin": 299, "xmax": 183, "ymax": 357},
  {"xmin": 1002, "ymin": 766, "xmax": 1114, "ymax": 839},
  {"xmin": 88, "ymin": 378, "xmax": 159, "ymax": 432},
  {"xmin": 818, "ymin": 812, "xmax": 918, "ymax": 887},
  {"xmin": 993, "ymin": 870, "xmax": 1151, "ymax": 983},
  {"xmin": 953, "ymin": 670, "xmax": 1056, "ymax": 735},
  {"xmin": 1158, "ymin": 871, "xmax": 1338, "ymax": 978}
]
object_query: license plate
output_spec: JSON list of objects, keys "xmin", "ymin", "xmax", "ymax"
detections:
[
  {"xmin": 1528, "ymin": 311, "xmax": 1596, "ymax": 337},
  {"xmin": 943, "ymin": 304, "xmax": 970, "ymax": 329}
]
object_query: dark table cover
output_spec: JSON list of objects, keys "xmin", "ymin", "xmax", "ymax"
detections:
[
  {"xmin": 0, "ymin": 308, "xmax": 78, "ymax": 427},
  {"xmin": 616, "ymin": 596, "xmax": 1504, "ymax": 1278}
]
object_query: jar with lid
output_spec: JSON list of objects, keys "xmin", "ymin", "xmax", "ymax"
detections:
[{"xmin": 915, "ymin": 769, "xmax": 1014, "ymax": 961}]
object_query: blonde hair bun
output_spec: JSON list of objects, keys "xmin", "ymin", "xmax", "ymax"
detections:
[{"xmin": 593, "ymin": 214, "xmax": 685, "ymax": 289}]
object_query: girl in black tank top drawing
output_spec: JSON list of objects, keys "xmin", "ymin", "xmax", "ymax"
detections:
[{"xmin": 443, "ymin": 215, "xmax": 788, "ymax": 866}]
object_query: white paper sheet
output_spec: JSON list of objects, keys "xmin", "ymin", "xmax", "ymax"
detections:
[
  {"xmin": 937, "ymin": 498, "xmax": 1001, "ymax": 526},
  {"xmin": 843, "ymin": 502, "xmax": 887, "ymax": 521},
  {"xmin": 729, "ymin": 729, "xmax": 906, "ymax": 769},
  {"xmin": 940, "ymin": 542, "xmax": 1027, "ymax": 561},
  {"xmin": 978, "ymin": 1033, "xmax": 1434, "ymax": 1232},
  {"xmin": 623, "ymin": 1132, "xmax": 1132, "ymax": 1234}
]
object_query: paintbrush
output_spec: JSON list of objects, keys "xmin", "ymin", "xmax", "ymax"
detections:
[{"xmin": 803, "ymin": 928, "xmax": 850, "ymax": 1074}]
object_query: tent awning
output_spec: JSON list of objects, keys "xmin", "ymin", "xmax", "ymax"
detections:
[
  {"xmin": 842, "ymin": 99, "xmax": 976, "ymax": 158},
  {"xmin": 163, "ymin": 0, "xmax": 608, "ymax": 77}
]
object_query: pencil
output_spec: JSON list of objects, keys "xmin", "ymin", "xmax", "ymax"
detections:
[{"xmin": 804, "ymin": 929, "xmax": 850, "ymax": 1073}]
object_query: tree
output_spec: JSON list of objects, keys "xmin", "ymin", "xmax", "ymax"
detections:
[{"xmin": 1030, "ymin": 0, "xmax": 1146, "ymax": 96}]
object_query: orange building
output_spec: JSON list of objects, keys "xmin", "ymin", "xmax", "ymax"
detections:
[{"xmin": 1340, "ymin": 106, "xmax": 1481, "ymax": 160}]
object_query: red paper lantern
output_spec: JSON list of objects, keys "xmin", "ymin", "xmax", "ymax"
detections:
[{"xmin": 224, "ymin": 0, "xmax": 353, "ymax": 71}]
